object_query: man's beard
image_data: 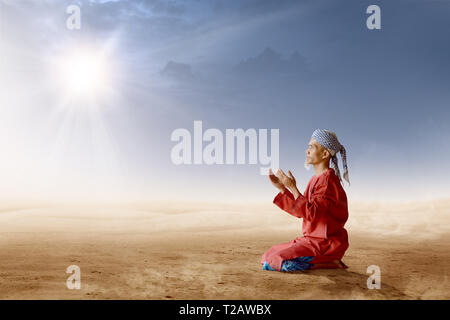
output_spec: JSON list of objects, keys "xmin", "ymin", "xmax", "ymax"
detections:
[{"xmin": 304, "ymin": 158, "xmax": 311, "ymax": 171}]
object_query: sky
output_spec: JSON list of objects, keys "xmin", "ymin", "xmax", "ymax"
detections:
[{"xmin": 0, "ymin": 0, "xmax": 449, "ymax": 204}]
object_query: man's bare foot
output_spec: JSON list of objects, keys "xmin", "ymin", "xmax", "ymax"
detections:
[
  {"xmin": 311, "ymin": 259, "xmax": 348, "ymax": 270},
  {"xmin": 338, "ymin": 260, "xmax": 348, "ymax": 269}
]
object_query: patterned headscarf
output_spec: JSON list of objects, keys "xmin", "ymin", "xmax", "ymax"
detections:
[{"xmin": 311, "ymin": 129, "xmax": 350, "ymax": 186}]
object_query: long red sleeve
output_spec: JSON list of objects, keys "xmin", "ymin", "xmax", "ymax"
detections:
[
  {"xmin": 274, "ymin": 178, "xmax": 338, "ymax": 219},
  {"xmin": 292, "ymin": 183, "xmax": 338, "ymax": 221},
  {"xmin": 273, "ymin": 173, "xmax": 345, "ymax": 239},
  {"xmin": 273, "ymin": 189, "xmax": 303, "ymax": 218}
]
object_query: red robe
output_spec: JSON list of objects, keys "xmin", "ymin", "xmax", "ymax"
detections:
[{"xmin": 261, "ymin": 168, "xmax": 349, "ymax": 271}]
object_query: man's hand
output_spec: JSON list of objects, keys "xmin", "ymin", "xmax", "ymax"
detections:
[
  {"xmin": 277, "ymin": 169, "xmax": 297, "ymax": 190},
  {"xmin": 268, "ymin": 169, "xmax": 286, "ymax": 192}
]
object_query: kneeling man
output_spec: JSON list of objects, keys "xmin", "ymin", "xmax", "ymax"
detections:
[{"xmin": 261, "ymin": 129, "xmax": 350, "ymax": 272}]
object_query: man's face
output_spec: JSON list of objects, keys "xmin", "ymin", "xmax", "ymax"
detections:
[{"xmin": 305, "ymin": 137, "xmax": 327, "ymax": 164}]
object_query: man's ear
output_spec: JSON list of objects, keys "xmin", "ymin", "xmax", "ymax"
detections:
[{"xmin": 322, "ymin": 149, "xmax": 330, "ymax": 160}]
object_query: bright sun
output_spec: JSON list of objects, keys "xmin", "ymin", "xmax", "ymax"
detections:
[
  {"xmin": 66, "ymin": 54, "xmax": 104, "ymax": 93},
  {"xmin": 54, "ymin": 48, "xmax": 110, "ymax": 97}
]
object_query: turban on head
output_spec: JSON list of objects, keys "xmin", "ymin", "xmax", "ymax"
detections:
[{"xmin": 311, "ymin": 129, "xmax": 350, "ymax": 186}]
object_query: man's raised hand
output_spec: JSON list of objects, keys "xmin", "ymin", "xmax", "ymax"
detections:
[
  {"xmin": 288, "ymin": 170, "xmax": 296, "ymax": 188},
  {"xmin": 277, "ymin": 169, "xmax": 297, "ymax": 190},
  {"xmin": 268, "ymin": 169, "xmax": 286, "ymax": 192}
]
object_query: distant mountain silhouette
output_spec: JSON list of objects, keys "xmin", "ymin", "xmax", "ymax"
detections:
[
  {"xmin": 235, "ymin": 47, "xmax": 308, "ymax": 76},
  {"xmin": 160, "ymin": 61, "xmax": 193, "ymax": 80}
]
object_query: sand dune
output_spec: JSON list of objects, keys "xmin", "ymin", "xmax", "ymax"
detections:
[{"xmin": 0, "ymin": 200, "xmax": 449, "ymax": 299}]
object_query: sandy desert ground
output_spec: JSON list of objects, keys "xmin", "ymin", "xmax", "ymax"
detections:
[{"xmin": 0, "ymin": 199, "xmax": 449, "ymax": 299}]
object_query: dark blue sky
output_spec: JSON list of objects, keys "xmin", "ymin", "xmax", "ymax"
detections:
[{"xmin": 0, "ymin": 0, "xmax": 449, "ymax": 203}]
